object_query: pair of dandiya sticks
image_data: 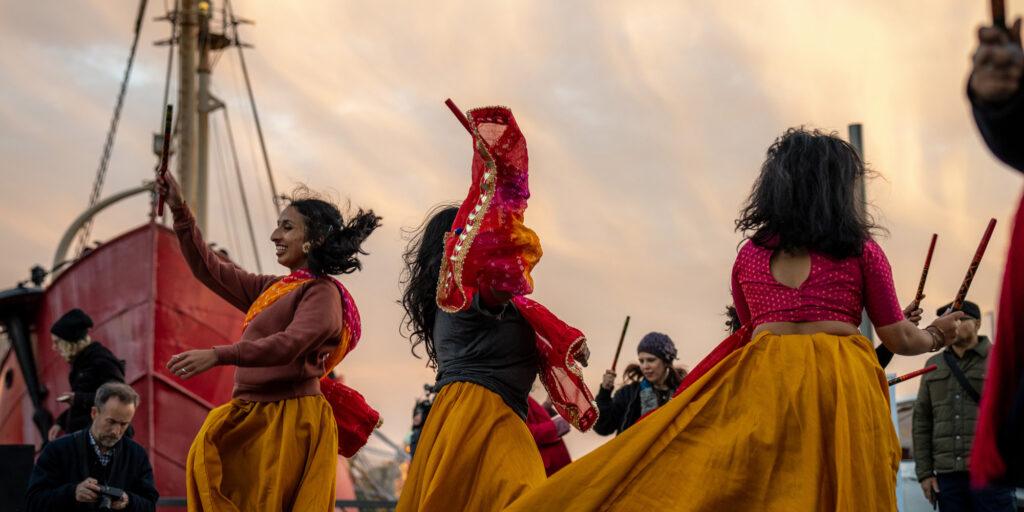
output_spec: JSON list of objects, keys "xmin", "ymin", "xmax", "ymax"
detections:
[{"xmin": 889, "ymin": 218, "xmax": 997, "ymax": 386}]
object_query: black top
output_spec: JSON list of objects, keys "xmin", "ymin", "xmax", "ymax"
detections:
[
  {"xmin": 58, "ymin": 342, "xmax": 126, "ymax": 433},
  {"xmin": 970, "ymin": 85, "xmax": 1023, "ymax": 173},
  {"xmin": 25, "ymin": 429, "xmax": 158, "ymax": 511},
  {"xmin": 432, "ymin": 294, "xmax": 538, "ymax": 420},
  {"xmin": 594, "ymin": 380, "xmax": 671, "ymax": 436}
]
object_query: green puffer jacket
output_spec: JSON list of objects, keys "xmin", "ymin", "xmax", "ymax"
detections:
[{"xmin": 912, "ymin": 337, "xmax": 991, "ymax": 481}]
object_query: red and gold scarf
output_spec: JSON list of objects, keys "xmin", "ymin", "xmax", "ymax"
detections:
[
  {"xmin": 438, "ymin": 105, "xmax": 597, "ymax": 431},
  {"xmin": 244, "ymin": 268, "xmax": 379, "ymax": 457}
]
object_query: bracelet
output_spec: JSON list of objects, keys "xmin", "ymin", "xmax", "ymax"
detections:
[{"xmin": 924, "ymin": 326, "xmax": 943, "ymax": 352}]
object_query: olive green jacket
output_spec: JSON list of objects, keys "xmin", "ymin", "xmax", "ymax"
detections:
[{"xmin": 912, "ymin": 337, "xmax": 991, "ymax": 481}]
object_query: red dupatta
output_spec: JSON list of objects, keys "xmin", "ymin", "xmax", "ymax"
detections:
[
  {"xmin": 437, "ymin": 104, "xmax": 598, "ymax": 431},
  {"xmin": 243, "ymin": 269, "xmax": 379, "ymax": 457}
]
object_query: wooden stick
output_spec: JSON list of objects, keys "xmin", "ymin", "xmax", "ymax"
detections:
[
  {"xmin": 156, "ymin": 104, "xmax": 173, "ymax": 216},
  {"xmin": 444, "ymin": 98, "xmax": 473, "ymax": 136},
  {"xmin": 914, "ymin": 234, "xmax": 938, "ymax": 302},
  {"xmin": 947, "ymin": 218, "xmax": 998, "ymax": 314},
  {"xmin": 611, "ymin": 316, "xmax": 631, "ymax": 371},
  {"xmin": 992, "ymin": 0, "xmax": 1007, "ymax": 29},
  {"xmin": 888, "ymin": 365, "xmax": 938, "ymax": 386}
]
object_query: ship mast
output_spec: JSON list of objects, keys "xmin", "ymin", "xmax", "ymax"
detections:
[{"xmin": 177, "ymin": 0, "xmax": 200, "ymax": 230}]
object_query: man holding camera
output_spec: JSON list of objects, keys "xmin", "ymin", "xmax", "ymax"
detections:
[{"xmin": 26, "ymin": 382, "xmax": 158, "ymax": 511}]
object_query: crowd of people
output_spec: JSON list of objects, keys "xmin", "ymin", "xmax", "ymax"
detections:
[{"xmin": 20, "ymin": 13, "xmax": 1023, "ymax": 512}]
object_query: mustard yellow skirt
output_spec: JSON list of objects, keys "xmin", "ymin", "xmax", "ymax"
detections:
[
  {"xmin": 397, "ymin": 381, "xmax": 546, "ymax": 512},
  {"xmin": 186, "ymin": 395, "xmax": 338, "ymax": 512},
  {"xmin": 505, "ymin": 332, "xmax": 901, "ymax": 512}
]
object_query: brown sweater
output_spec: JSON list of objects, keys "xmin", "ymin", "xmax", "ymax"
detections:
[{"xmin": 172, "ymin": 203, "xmax": 343, "ymax": 401}]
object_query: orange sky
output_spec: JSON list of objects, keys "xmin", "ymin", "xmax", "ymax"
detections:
[{"xmin": 0, "ymin": 1, "xmax": 1020, "ymax": 457}]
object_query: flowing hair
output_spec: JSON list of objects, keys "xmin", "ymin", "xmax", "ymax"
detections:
[
  {"xmin": 735, "ymin": 128, "xmax": 881, "ymax": 259},
  {"xmin": 400, "ymin": 204, "xmax": 459, "ymax": 367},
  {"xmin": 286, "ymin": 187, "xmax": 382, "ymax": 276}
]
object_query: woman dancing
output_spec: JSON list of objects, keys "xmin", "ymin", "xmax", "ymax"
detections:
[
  {"xmin": 505, "ymin": 128, "xmax": 964, "ymax": 511},
  {"xmin": 397, "ymin": 104, "xmax": 595, "ymax": 511},
  {"xmin": 158, "ymin": 173, "xmax": 381, "ymax": 511}
]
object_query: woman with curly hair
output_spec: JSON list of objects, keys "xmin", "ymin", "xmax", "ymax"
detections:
[
  {"xmin": 397, "ymin": 104, "xmax": 595, "ymax": 511},
  {"xmin": 505, "ymin": 128, "xmax": 965, "ymax": 511},
  {"xmin": 158, "ymin": 173, "xmax": 381, "ymax": 512}
]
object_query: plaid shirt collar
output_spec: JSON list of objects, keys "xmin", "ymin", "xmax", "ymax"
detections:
[{"xmin": 87, "ymin": 430, "xmax": 114, "ymax": 467}]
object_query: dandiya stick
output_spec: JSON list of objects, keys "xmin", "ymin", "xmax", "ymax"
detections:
[
  {"xmin": 888, "ymin": 365, "xmax": 938, "ymax": 386},
  {"xmin": 611, "ymin": 315, "xmax": 631, "ymax": 372},
  {"xmin": 444, "ymin": 98, "xmax": 473, "ymax": 136},
  {"xmin": 992, "ymin": 0, "xmax": 1007, "ymax": 29},
  {"xmin": 156, "ymin": 104, "xmax": 173, "ymax": 216},
  {"xmin": 946, "ymin": 218, "xmax": 998, "ymax": 314},
  {"xmin": 914, "ymin": 234, "xmax": 938, "ymax": 302}
]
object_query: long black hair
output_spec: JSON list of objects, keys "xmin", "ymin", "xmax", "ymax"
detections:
[
  {"xmin": 735, "ymin": 128, "xmax": 879, "ymax": 259},
  {"xmin": 287, "ymin": 188, "xmax": 382, "ymax": 276},
  {"xmin": 400, "ymin": 204, "xmax": 458, "ymax": 367}
]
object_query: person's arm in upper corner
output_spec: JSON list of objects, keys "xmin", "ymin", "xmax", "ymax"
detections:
[
  {"xmin": 968, "ymin": 19, "xmax": 1024, "ymax": 172},
  {"xmin": 212, "ymin": 281, "xmax": 343, "ymax": 367},
  {"xmin": 169, "ymin": 202, "xmax": 277, "ymax": 312},
  {"xmin": 25, "ymin": 441, "xmax": 77, "ymax": 511},
  {"xmin": 124, "ymin": 444, "xmax": 159, "ymax": 512},
  {"xmin": 912, "ymin": 367, "xmax": 936, "ymax": 482}
]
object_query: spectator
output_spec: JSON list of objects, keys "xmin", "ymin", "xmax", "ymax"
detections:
[
  {"xmin": 48, "ymin": 309, "xmax": 126, "ymax": 441},
  {"xmin": 26, "ymin": 382, "xmax": 158, "ymax": 511},
  {"xmin": 594, "ymin": 332, "xmax": 685, "ymax": 436},
  {"xmin": 913, "ymin": 301, "xmax": 1014, "ymax": 510},
  {"xmin": 525, "ymin": 396, "xmax": 571, "ymax": 476}
]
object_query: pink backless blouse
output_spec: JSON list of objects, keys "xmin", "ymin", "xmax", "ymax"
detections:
[{"xmin": 731, "ymin": 238, "xmax": 905, "ymax": 330}]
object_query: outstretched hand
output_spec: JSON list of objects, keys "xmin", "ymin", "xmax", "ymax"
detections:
[
  {"xmin": 970, "ymin": 17, "xmax": 1024, "ymax": 104},
  {"xmin": 166, "ymin": 349, "xmax": 218, "ymax": 380}
]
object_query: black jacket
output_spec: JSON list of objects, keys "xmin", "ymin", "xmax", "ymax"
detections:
[
  {"xmin": 57, "ymin": 342, "xmax": 126, "ymax": 433},
  {"xmin": 594, "ymin": 382, "xmax": 644, "ymax": 436},
  {"xmin": 25, "ymin": 429, "xmax": 158, "ymax": 511},
  {"xmin": 971, "ymin": 84, "xmax": 1023, "ymax": 172}
]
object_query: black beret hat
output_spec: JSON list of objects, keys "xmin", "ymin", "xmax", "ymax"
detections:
[{"xmin": 50, "ymin": 309, "xmax": 93, "ymax": 342}]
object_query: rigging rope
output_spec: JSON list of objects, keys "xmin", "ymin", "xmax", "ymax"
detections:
[
  {"xmin": 225, "ymin": 0, "xmax": 282, "ymax": 214},
  {"xmin": 75, "ymin": 0, "xmax": 150, "ymax": 255},
  {"xmin": 221, "ymin": 107, "xmax": 263, "ymax": 272}
]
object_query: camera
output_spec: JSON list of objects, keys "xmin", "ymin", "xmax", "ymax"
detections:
[{"xmin": 96, "ymin": 485, "xmax": 124, "ymax": 510}]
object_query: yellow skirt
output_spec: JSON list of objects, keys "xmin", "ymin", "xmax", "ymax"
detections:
[
  {"xmin": 186, "ymin": 395, "xmax": 338, "ymax": 512},
  {"xmin": 505, "ymin": 332, "xmax": 901, "ymax": 512},
  {"xmin": 397, "ymin": 381, "xmax": 546, "ymax": 512}
]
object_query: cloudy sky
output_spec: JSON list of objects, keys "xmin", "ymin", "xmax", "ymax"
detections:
[{"xmin": 1, "ymin": 1, "xmax": 1020, "ymax": 457}]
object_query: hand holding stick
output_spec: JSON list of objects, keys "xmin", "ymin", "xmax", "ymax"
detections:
[
  {"xmin": 945, "ymin": 218, "xmax": 997, "ymax": 314},
  {"xmin": 611, "ymin": 315, "xmax": 631, "ymax": 372},
  {"xmin": 155, "ymin": 105, "xmax": 173, "ymax": 216},
  {"xmin": 888, "ymin": 365, "xmax": 938, "ymax": 386}
]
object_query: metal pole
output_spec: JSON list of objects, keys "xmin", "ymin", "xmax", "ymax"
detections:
[
  {"xmin": 177, "ymin": 0, "xmax": 200, "ymax": 230},
  {"xmin": 848, "ymin": 123, "xmax": 875, "ymax": 342}
]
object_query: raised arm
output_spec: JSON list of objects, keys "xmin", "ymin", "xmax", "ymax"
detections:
[
  {"xmin": 968, "ymin": 19, "xmax": 1024, "ymax": 172},
  {"xmin": 158, "ymin": 171, "xmax": 276, "ymax": 311}
]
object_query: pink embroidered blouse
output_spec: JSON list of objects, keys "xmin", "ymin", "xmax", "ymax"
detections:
[{"xmin": 731, "ymin": 239, "xmax": 905, "ymax": 330}]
